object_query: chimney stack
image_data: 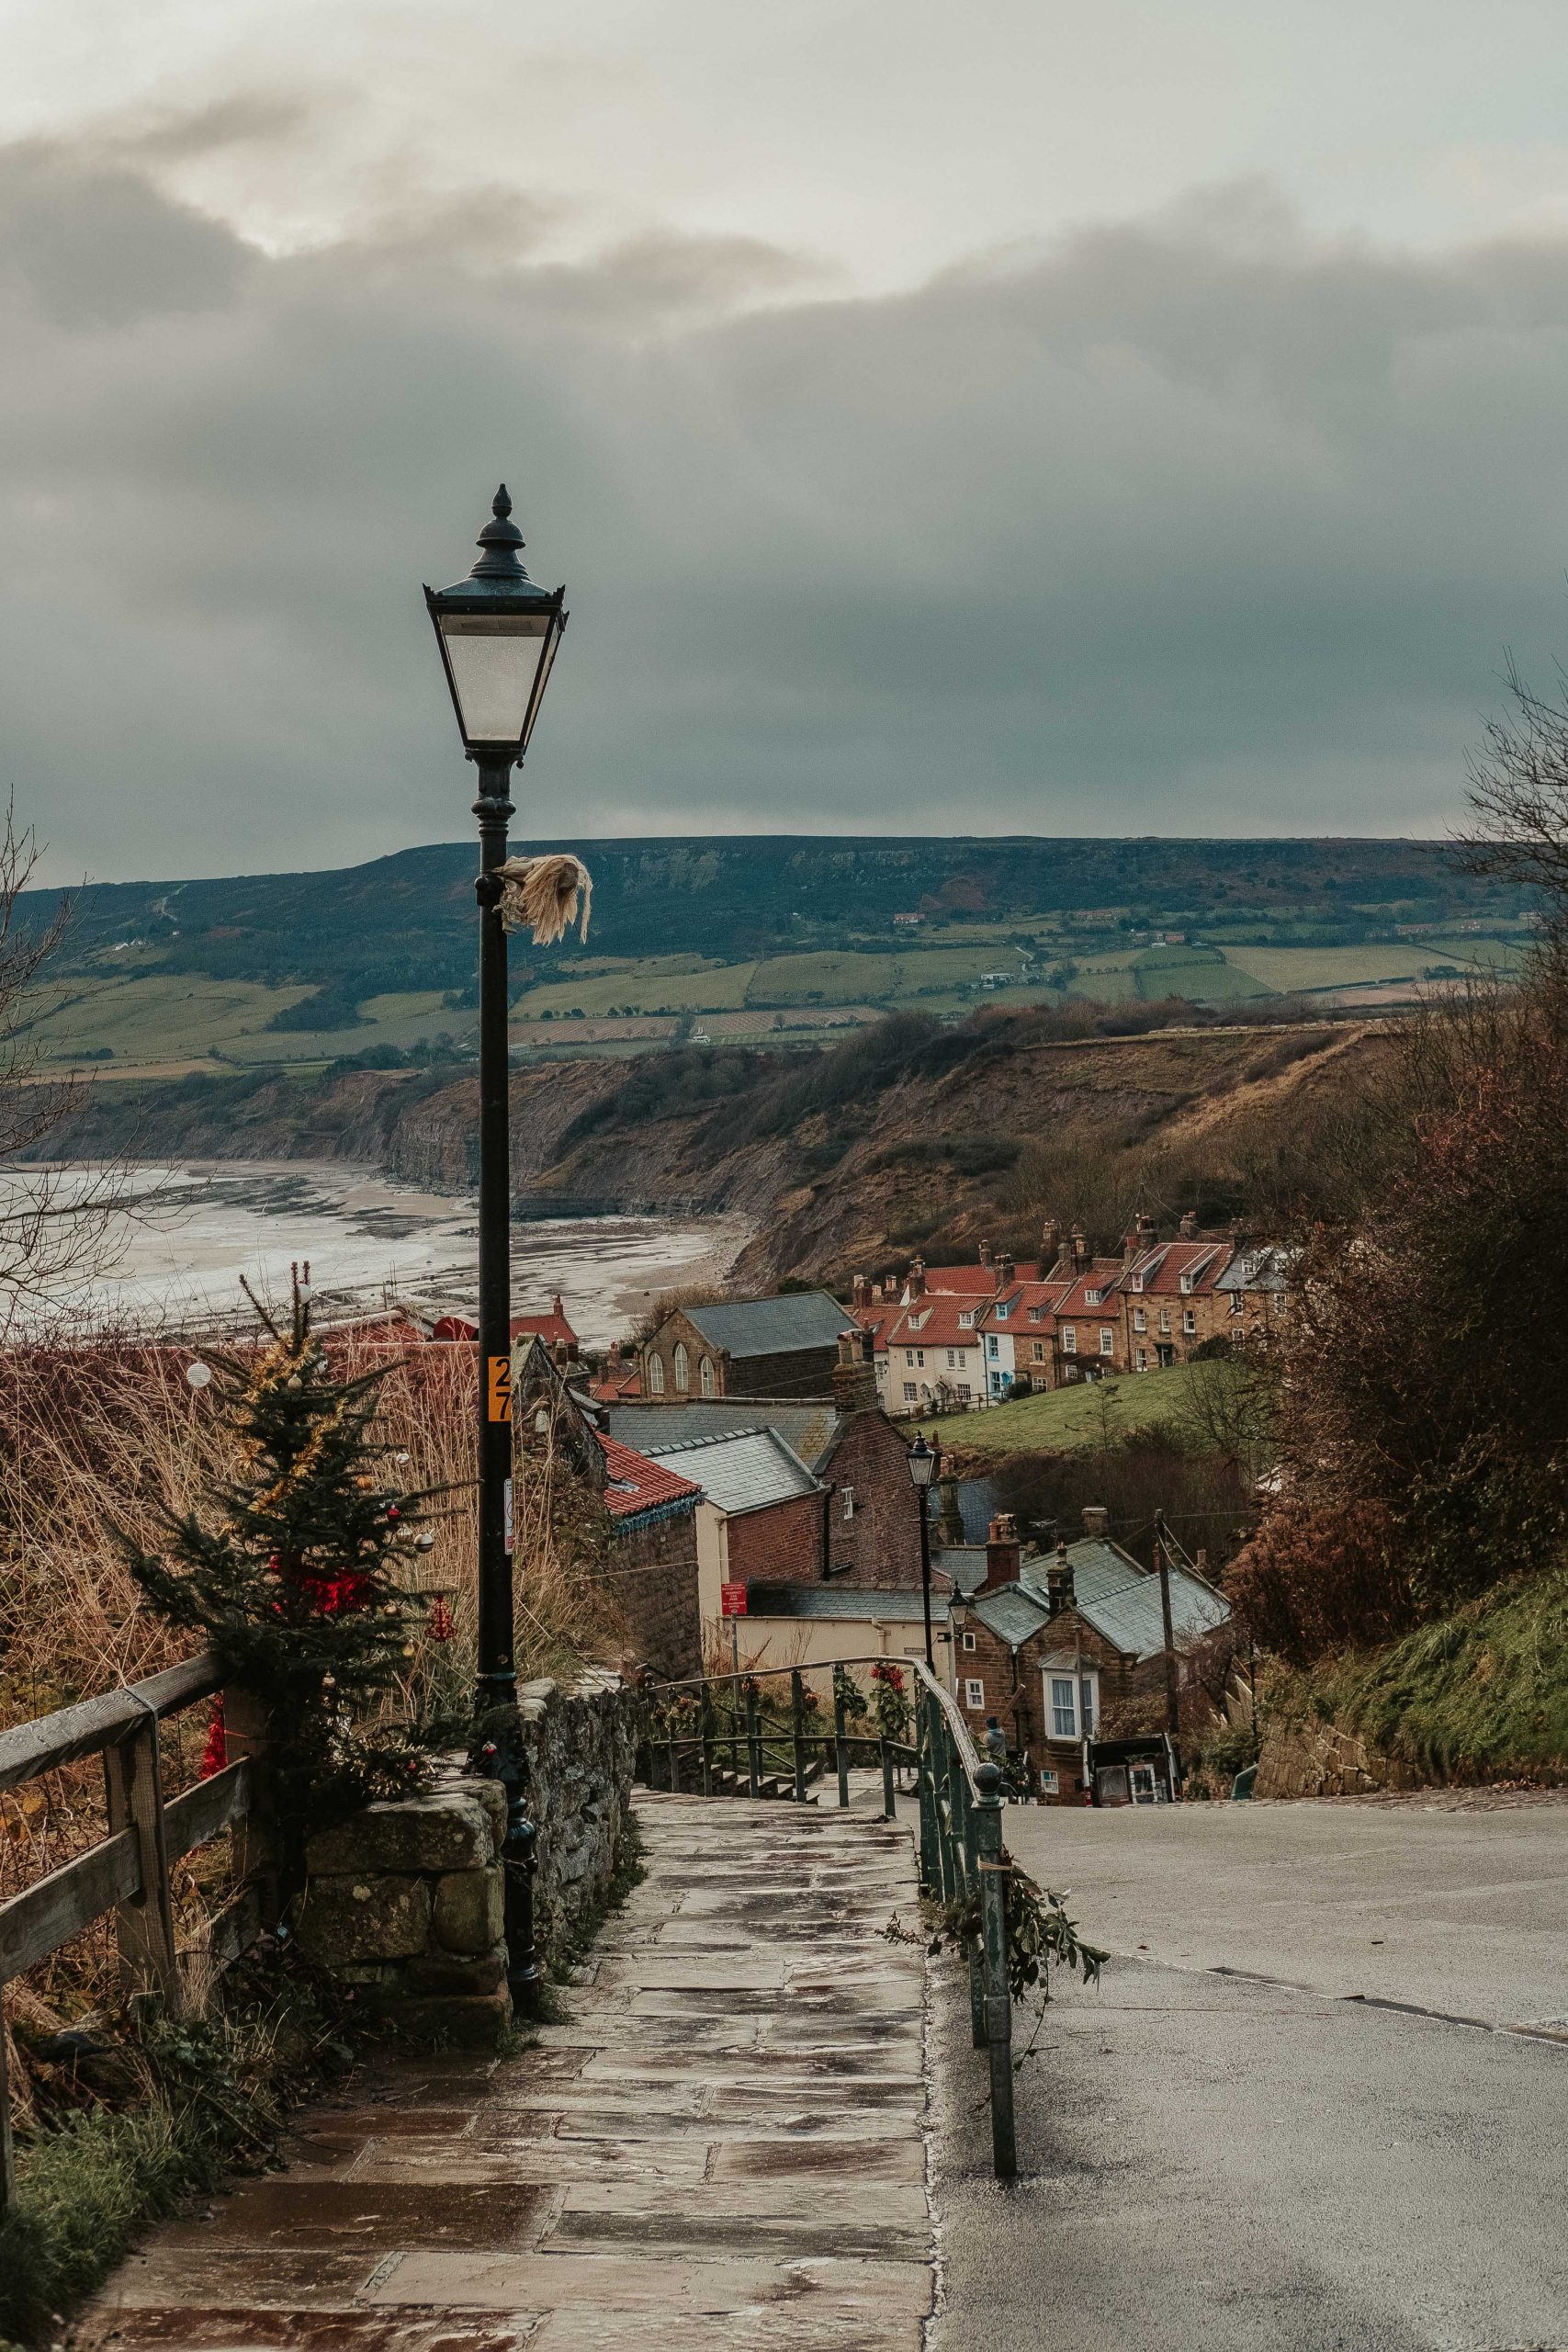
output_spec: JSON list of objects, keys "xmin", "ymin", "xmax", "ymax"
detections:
[
  {"xmin": 979, "ymin": 1239, "xmax": 994, "ymax": 1270},
  {"xmin": 907, "ymin": 1256, "xmax": 928, "ymax": 1301},
  {"xmin": 995, "ymin": 1249, "xmax": 1014, "ymax": 1294},
  {"xmin": 832, "ymin": 1328, "xmax": 878, "ymax": 1415},
  {"xmin": 852, "ymin": 1272, "xmax": 872, "ymax": 1309},
  {"xmin": 939, "ymin": 1471, "xmax": 964, "ymax": 1547},
  {"xmin": 1122, "ymin": 1224, "xmax": 1140, "ymax": 1270},
  {"xmin": 1071, "ymin": 1225, "xmax": 1088, "ymax": 1270},
  {"xmin": 1042, "ymin": 1217, "xmax": 1062, "ymax": 1271},
  {"xmin": 1081, "ymin": 1503, "xmax": 1109, "ymax": 1541},
  {"xmin": 982, "ymin": 1513, "xmax": 1021, "ymax": 1594},
  {"xmin": 1179, "ymin": 1210, "xmax": 1199, "ymax": 1240},
  {"xmin": 1046, "ymin": 1540, "xmax": 1076, "ymax": 1617},
  {"xmin": 1138, "ymin": 1212, "xmax": 1156, "ymax": 1250}
]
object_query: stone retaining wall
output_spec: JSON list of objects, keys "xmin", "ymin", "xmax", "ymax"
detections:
[
  {"xmin": 295, "ymin": 1668, "xmax": 638, "ymax": 2041},
  {"xmin": 1255, "ymin": 1713, "xmax": 1416, "ymax": 1799}
]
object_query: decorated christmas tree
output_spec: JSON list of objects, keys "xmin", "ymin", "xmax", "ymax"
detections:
[{"xmin": 127, "ymin": 1265, "xmax": 440, "ymax": 1872}]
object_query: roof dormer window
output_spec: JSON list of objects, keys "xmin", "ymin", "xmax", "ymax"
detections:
[
  {"xmin": 995, "ymin": 1303, "xmax": 1010, "ymax": 1319},
  {"xmin": 1085, "ymin": 1288, "xmax": 1101, "ymax": 1306}
]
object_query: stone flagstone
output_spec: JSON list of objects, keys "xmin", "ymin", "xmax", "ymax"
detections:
[{"xmin": 77, "ymin": 1791, "xmax": 932, "ymax": 2352}]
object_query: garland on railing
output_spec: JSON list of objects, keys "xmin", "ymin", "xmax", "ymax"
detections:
[{"xmin": 941, "ymin": 1850, "xmax": 1107, "ymax": 2070}]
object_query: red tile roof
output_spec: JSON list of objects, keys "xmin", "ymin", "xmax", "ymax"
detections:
[
  {"xmin": 429, "ymin": 1306, "xmax": 579, "ymax": 1350},
  {"xmin": 1122, "ymin": 1241, "xmax": 1233, "ymax": 1298},
  {"xmin": 919, "ymin": 1261, "xmax": 1042, "ymax": 1295},
  {"xmin": 872, "ymin": 1295, "xmax": 994, "ymax": 1353},
  {"xmin": 599, "ymin": 1433, "xmax": 703, "ymax": 1521},
  {"xmin": 1048, "ymin": 1260, "xmax": 1128, "ymax": 1319}
]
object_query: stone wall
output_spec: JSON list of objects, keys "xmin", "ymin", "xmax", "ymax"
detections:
[
  {"xmin": 1254, "ymin": 1713, "xmax": 1416, "ymax": 1799},
  {"xmin": 518, "ymin": 1668, "xmax": 638, "ymax": 1962},
  {"xmin": 295, "ymin": 1669, "xmax": 638, "ymax": 2041}
]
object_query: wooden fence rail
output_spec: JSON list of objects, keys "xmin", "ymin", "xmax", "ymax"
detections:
[{"xmin": 0, "ymin": 1650, "xmax": 268, "ymax": 2212}]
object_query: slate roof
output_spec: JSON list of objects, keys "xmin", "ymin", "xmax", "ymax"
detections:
[
  {"xmin": 1019, "ymin": 1536, "xmax": 1231, "ymax": 1661},
  {"xmin": 1215, "ymin": 1244, "xmax": 1293, "ymax": 1294},
  {"xmin": 607, "ymin": 1400, "xmax": 840, "ymax": 1472},
  {"xmin": 744, "ymin": 1583, "xmax": 950, "ymax": 1623},
  {"xmin": 682, "ymin": 1292, "xmax": 852, "ymax": 1360},
  {"xmin": 644, "ymin": 1428, "xmax": 822, "ymax": 1515},
  {"xmin": 970, "ymin": 1586, "xmax": 1054, "ymax": 1646},
  {"xmin": 598, "ymin": 1434, "xmax": 703, "ymax": 1524}
]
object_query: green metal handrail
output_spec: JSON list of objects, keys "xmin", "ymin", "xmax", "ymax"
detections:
[
  {"xmin": 638, "ymin": 1655, "xmax": 1016, "ymax": 2177},
  {"xmin": 910, "ymin": 1659, "xmax": 1016, "ymax": 2177}
]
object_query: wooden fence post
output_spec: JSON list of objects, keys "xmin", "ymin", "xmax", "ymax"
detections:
[
  {"xmin": 102, "ymin": 1707, "xmax": 181, "ymax": 2015},
  {"xmin": 745, "ymin": 1689, "xmax": 761, "ymax": 1798},
  {"xmin": 0, "ymin": 1992, "xmax": 15, "ymax": 2214},
  {"xmin": 791, "ymin": 1672, "xmax": 807, "ymax": 1805}
]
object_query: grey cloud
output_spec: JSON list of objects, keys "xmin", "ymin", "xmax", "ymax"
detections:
[{"xmin": 3, "ymin": 143, "xmax": 1568, "ymax": 881}]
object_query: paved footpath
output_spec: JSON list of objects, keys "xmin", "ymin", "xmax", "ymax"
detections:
[{"xmin": 80, "ymin": 1790, "xmax": 932, "ymax": 2352}]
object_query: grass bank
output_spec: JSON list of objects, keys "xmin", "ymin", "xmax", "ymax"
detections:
[
  {"xmin": 1293, "ymin": 1564, "xmax": 1568, "ymax": 1783},
  {"xmin": 926, "ymin": 1363, "xmax": 1213, "ymax": 1453}
]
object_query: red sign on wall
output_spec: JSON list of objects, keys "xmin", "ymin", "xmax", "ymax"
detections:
[{"xmin": 720, "ymin": 1583, "xmax": 747, "ymax": 1618}]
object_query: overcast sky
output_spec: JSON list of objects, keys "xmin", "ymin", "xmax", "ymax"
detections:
[{"xmin": 8, "ymin": 0, "xmax": 1568, "ymax": 881}]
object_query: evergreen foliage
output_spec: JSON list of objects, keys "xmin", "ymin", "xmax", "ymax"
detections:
[{"xmin": 124, "ymin": 1268, "xmax": 443, "ymax": 1862}]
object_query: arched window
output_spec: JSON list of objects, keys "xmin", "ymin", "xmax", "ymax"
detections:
[
  {"xmin": 672, "ymin": 1342, "xmax": 689, "ymax": 1391},
  {"xmin": 648, "ymin": 1351, "xmax": 666, "ymax": 1395},
  {"xmin": 699, "ymin": 1355, "xmax": 716, "ymax": 1396}
]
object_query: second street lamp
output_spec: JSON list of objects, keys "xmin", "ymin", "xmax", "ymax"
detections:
[
  {"xmin": 424, "ymin": 484, "xmax": 569, "ymax": 2013},
  {"xmin": 908, "ymin": 1432, "xmax": 940, "ymax": 1672}
]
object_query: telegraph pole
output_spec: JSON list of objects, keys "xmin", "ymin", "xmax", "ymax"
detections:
[{"xmin": 1155, "ymin": 1509, "xmax": 1179, "ymax": 1736}]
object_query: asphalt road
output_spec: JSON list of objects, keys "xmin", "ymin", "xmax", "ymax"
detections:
[{"xmin": 931, "ymin": 1794, "xmax": 1568, "ymax": 2351}]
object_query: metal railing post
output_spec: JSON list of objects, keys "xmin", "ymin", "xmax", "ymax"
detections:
[
  {"xmin": 833, "ymin": 1688, "xmax": 851, "ymax": 1809},
  {"xmin": 916, "ymin": 1689, "xmax": 941, "ymax": 1894},
  {"xmin": 700, "ymin": 1679, "xmax": 714, "ymax": 1796},
  {"xmin": 745, "ymin": 1687, "xmax": 761, "ymax": 1797},
  {"xmin": 791, "ymin": 1671, "xmax": 807, "ymax": 1804},
  {"xmin": 880, "ymin": 1736, "xmax": 896, "ymax": 1820},
  {"xmin": 973, "ymin": 1758, "xmax": 1017, "ymax": 2177}
]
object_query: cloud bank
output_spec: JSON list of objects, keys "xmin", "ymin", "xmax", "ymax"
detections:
[{"xmin": 4, "ymin": 125, "xmax": 1568, "ymax": 880}]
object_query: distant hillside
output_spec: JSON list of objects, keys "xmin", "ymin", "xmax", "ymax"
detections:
[
  {"xmin": 13, "ymin": 835, "xmax": 1531, "ymax": 1078},
  {"xmin": 45, "ymin": 1003, "xmax": 1390, "ymax": 1287}
]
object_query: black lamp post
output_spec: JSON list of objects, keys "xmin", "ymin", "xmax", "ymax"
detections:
[
  {"xmin": 424, "ymin": 485, "xmax": 568, "ymax": 2012},
  {"xmin": 908, "ymin": 1432, "xmax": 940, "ymax": 1671}
]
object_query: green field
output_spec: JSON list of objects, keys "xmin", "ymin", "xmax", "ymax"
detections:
[
  {"xmin": 1224, "ymin": 938, "xmax": 1525, "ymax": 993},
  {"xmin": 928, "ymin": 1363, "xmax": 1213, "ymax": 1453}
]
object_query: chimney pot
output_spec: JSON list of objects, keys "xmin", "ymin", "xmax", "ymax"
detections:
[
  {"xmin": 1179, "ymin": 1210, "xmax": 1199, "ymax": 1240},
  {"xmin": 907, "ymin": 1256, "xmax": 928, "ymax": 1301},
  {"xmin": 982, "ymin": 1512, "xmax": 1021, "ymax": 1595},
  {"xmin": 832, "ymin": 1333, "xmax": 878, "ymax": 1414},
  {"xmin": 980, "ymin": 1239, "xmax": 993, "ymax": 1268},
  {"xmin": 852, "ymin": 1272, "xmax": 872, "ymax": 1308},
  {"xmin": 1081, "ymin": 1503, "xmax": 1109, "ymax": 1540},
  {"xmin": 1071, "ymin": 1226, "xmax": 1088, "ymax": 1269}
]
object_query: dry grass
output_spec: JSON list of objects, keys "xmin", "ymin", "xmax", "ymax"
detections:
[{"xmin": 0, "ymin": 1331, "xmax": 621, "ymax": 2031}]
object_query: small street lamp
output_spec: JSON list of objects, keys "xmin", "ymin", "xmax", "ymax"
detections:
[
  {"xmin": 908, "ymin": 1432, "xmax": 941, "ymax": 1672},
  {"xmin": 424, "ymin": 486, "xmax": 569, "ymax": 2012}
]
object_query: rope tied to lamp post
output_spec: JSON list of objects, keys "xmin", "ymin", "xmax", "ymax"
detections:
[{"xmin": 496, "ymin": 853, "xmax": 593, "ymax": 944}]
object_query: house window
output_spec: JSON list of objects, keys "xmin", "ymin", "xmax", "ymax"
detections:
[
  {"xmin": 1085, "ymin": 1288, "xmax": 1101, "ymax": 1306},
  {"xmin": 905, "ymin": 1349, "xmax": 915, "ymax": 1367},
  {"xmin": 917, "ymin": 1349, "xmax": 925, "ymax": 1367},
  {"xmin": 996, "ymin": 1303, "xmax": 1010, "ymax": 1319},
  {"xmin": 1135, "ymin": 1348, "xmax": 1148, "ymax": 1370},
  {"xmin": 1134, "ymin": 1306, "xmax": 1146, "ymax": 1331},
  {"xmin": 964, "ymin": 1679, "xmax": 985, "ymax": 1709},
  {"xmin": 987, "ymin": 1337, "xmax": 999, "ymax": 1359},
  {"xmin": 946, "ymin": 1348, "xmax": 956, "ymax": 1369},
  {"xmin": 841, "ymin": 1487, "xmax": 855, "ymax": 1520},
  {"xmin": 1099, "ymin": 1328, "xmax": 1114, "ymax": 1356},
  {"xmin": 1182, "ymin": 1309, "xmax": 1196, "ymax": 1335},
  {"xmin": 699, "ymin": 1355, "xmax": 716, "ymax": 1396},
  {"xmin": 1229, "ymin": 1293, "xmax": 1243, "ymax": 1317},
  {"xmin": 648, "ymin": 1352, "xmax": 665, "ymax": 1395},
  {"xmin": 902, "ymin": 1381, "xmax": 918, "ymax": 1402},
  {"xmin": 1032, "ymin": 1340, "xmax": 1045, "ymax": 1362},
  {"xmin": 956, "ymin": 1383, "xmax": 972, "ymax": 1402},
  {"xmin": 672, "ymin": 1342, "xmax": 689, "ymax": 1391},
  {"xmin": 1046, "ymin": 1672, "xmax": 1099, "ymax": 1739},
  {"xmin": 1158, "ymin": 1309, "xmax": 1171, "ymax": 1333},
  {"xmin": 962, "ymin": 1631, "xmax": 976, "ymax": 1652},
  {"xmin": 1062, "ymin": 1328, "xmax": 1077, "ymax": 1354}
]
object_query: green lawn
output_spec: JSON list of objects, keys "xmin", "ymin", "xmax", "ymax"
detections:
[{"xmin": 927, "ymin": 1363, "xmax": 1213, "ymax": 1453}]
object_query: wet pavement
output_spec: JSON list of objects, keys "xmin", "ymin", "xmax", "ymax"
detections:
[{"xmin": 78, "ymin": 1792, "xmax": 931, "ymax": 2352}]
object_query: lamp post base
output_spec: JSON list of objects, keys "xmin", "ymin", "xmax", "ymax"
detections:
[{"xmin": 471, "ymin": 1692, "xmax": 542, "ymax": 2011}]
